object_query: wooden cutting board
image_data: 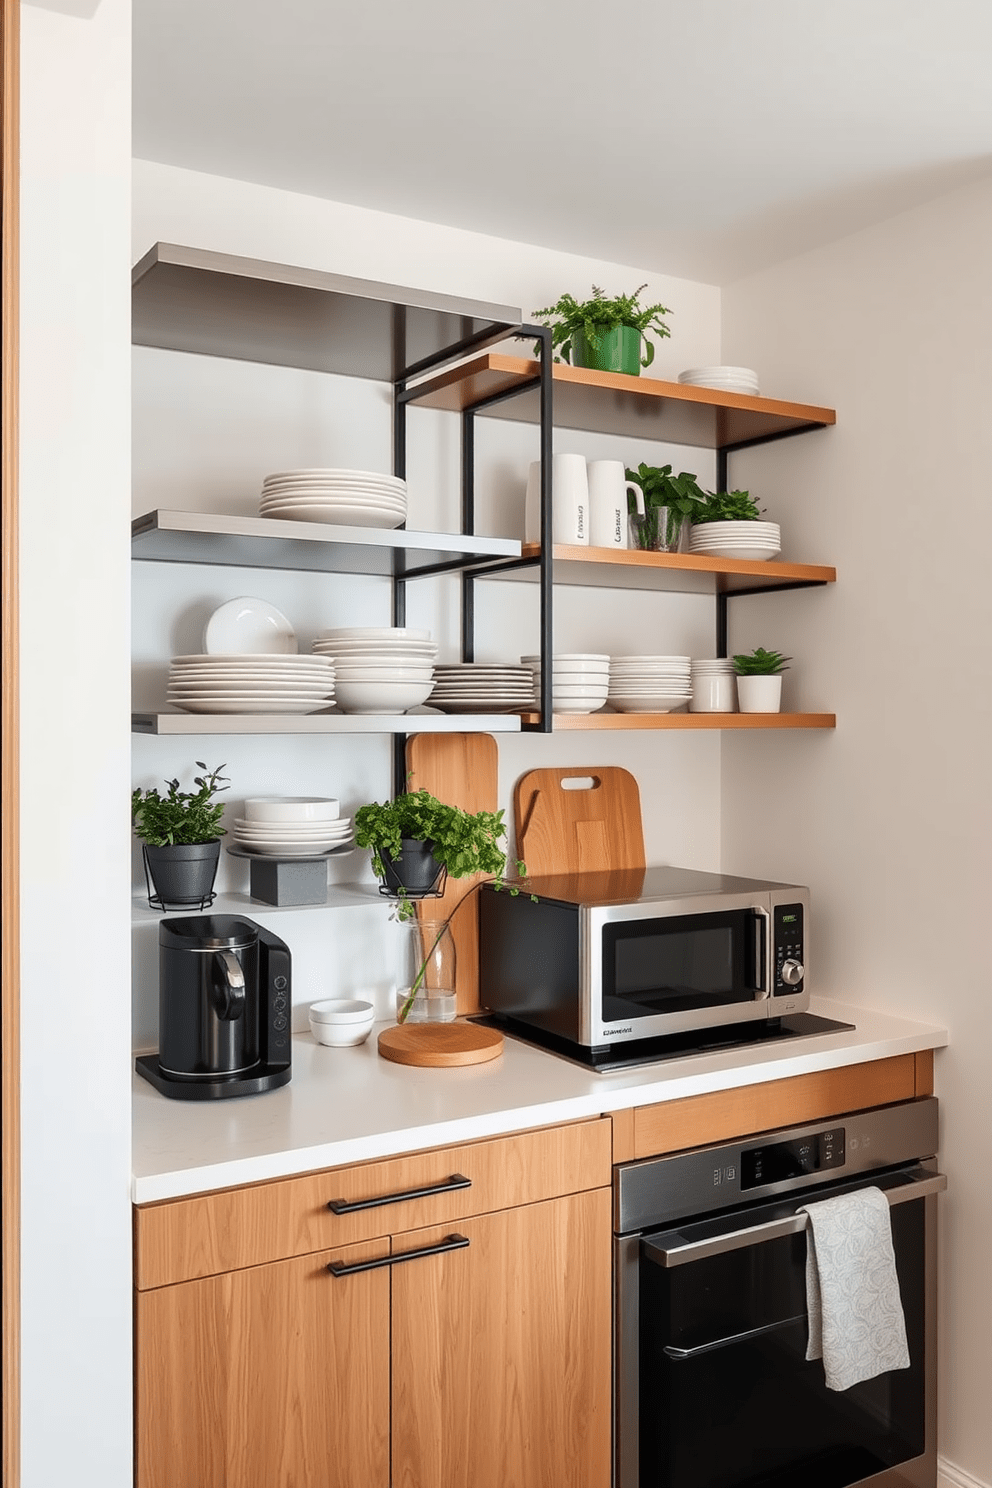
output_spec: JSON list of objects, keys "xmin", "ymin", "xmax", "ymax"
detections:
[
  {"xmin": 405, "ymin": 733, "xmax": 499, "ymax": 1016},
  {"xmin": 514, "ymin": 767, "xmax": 645, "ymax": 878},
  {"xmin": 377, "ymin": 1022, "xmax": 504, "ymax": 1068}
]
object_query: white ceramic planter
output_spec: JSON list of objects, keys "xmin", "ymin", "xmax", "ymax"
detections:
[{"xmin": 736, "ymin": 674, "xmax": 783, "ymax": 713}]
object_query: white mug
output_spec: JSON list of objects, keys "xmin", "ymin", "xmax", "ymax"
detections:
[
  {"xmin": 525, "ymin": 454, "xmax": 589, "ymax": 546},
  {"xmin": 587, "ymin": 460, "xmax": 645, "ymax": 549}
]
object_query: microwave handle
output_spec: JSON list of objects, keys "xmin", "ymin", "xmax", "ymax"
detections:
[
  {"xmin": 753, "ymin": 907, "xmax": 769, "ymax": 996},
  {"xmin": 643, "ymin": 1168, "xmax": 946, "ymax": 1269}
]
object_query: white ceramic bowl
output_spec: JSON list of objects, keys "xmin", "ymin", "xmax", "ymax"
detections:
[
  {"xmin": 335, "ymin": 678, "xmax": 434, "ymax": 713},
  {"xmin": 244, "ymin": 797, "xmax": 340, "ymax": 823},
  {"xmin": 308, "ymin": 999, "xmax": 375, "ymax": 1046}
]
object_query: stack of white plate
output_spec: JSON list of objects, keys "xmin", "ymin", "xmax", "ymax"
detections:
[
  {"xmin": 429, "ymin": 664, "xmax": 535, "ymax": 714},
  {"xmin": 608, "ymin": 655, "xmax": 692, "ymax": 714},
  {"xmin": 678, "ymin": 366, "xmax": 760, "ymax": 396},
  {"xmin": 258, "ymin": 468, "xmax": 408, "ymax": 530},
  {"xmin": 688, "ymin": 520, "xmax": 781, "ymax": 562},
  {"xmin": 521, "ymin": 654, "xmax": 610, "ymax": 715},
  {"xmin": 230, "ymin": 798, "xmax": 354, "ymax": 857},
  {"xmin": 311, "ymin": 627, "xmax": 436, "ymax": 714},
  {"xmin": 167, "ymin": 654, "xmax": 336, "ymax": 714}
]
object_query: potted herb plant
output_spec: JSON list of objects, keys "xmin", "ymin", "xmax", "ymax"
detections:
[
  {"xmin": 355, "ymin": 788, "xmax": 531, "ymax": 1023},
  {"xmin": 533, "ymin": 285, "xmax": 672, "ymax": 376},
  {"xmin": 132, "ymin": 762, "xmax": 229, "ymax": 909},
  {"xmin": 355, "ymin": 788, "xmax": 516, "ymax": 916},
  {"xmin": 732, "ymin": 648, "xmax": 791, "ymax": 714},
  {"xmin": 625, "ymin": 463, "xmax": 708, "ymax": 551}
]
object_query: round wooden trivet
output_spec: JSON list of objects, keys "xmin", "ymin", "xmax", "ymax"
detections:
[{"xmin": 376, "ymin": 1022, "xmax": 504, "ymax": 1068}]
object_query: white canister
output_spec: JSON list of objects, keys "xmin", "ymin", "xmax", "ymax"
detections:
[
  {"xmin": 524, "ymin": 454, "xmax": 589, "ymax": 546},
  {"xmin": 587, "ymin": 460, "xmax": 645, "ymax": 549},
  {"xmin": 689, "ymin": 672, "xmax": 737, "ymax": 713}
]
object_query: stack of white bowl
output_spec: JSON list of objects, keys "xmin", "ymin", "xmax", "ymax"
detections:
[
  {"xmin": 258, "ymin": 468, "xmax": 407, "ymax": 529},
  {"xmin": 167, "ymin": 654, "xmax": 335, "ymax": 714},
  {"xmin": 688, "ymin": 521, "xmax": 781, "ymax": 562},
  {"xmin": 689, "ymin": 658, "xmax": 737, "ymax": 714},
  {"xmin": 230, "ymin": 797, "xmax": 354, "ymax": 857},
  {"xmin": 678, "ymin": 366, "xmax": 760, "ymax": 396},
  {"xmin": 428, "ymin": 663, "xmax": 535, "ymax": 714},
  {"xmin": 521, "ymin": 654, "xmax": 610, "ymax": 714},
  {"xmin": 608, "ymin": 656, "xmax": 692, "ymax": 714},
  {"xmin": 311, "ymin": 627, "xmax": 436, "ymax": 714}
]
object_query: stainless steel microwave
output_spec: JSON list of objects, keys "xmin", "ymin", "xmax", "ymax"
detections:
[{"xmin": 479, "ymin": 865, "xmax": 809, "ymax": 1057}]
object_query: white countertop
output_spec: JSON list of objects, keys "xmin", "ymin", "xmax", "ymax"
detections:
[{"xmin": 131, "ymin": 998, "xmax": 948, "ymax": 1203}]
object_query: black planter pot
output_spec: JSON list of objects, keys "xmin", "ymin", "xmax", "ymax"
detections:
[
  {"xmin": 142, "ymin": 841, "xmax": 221, "ymax": 911},
  {"xmin": 380, "ymin": 838, "xmax": 447, "ymax": 900}
]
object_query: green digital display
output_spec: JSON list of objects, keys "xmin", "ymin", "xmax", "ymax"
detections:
[{"xmin": 781, "ymin": 913, "xmax": 798, "ymax": 924}]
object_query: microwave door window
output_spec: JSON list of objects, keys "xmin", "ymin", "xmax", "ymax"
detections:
[{"xmin": 605, "ymin": 911, "xmax": 759, "ymax": 1018}]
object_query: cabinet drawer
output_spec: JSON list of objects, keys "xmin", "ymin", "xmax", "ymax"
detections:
[
  {"xmin": 609, "ymin": 1053, "xmax": 930, "ymax": 1163},
  {"xmin": 135, "ymin": 1117, "xmax": 612, "ymax": 1289}
]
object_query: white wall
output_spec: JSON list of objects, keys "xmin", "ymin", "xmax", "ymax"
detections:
[
  {"xmin": 19, "ymin": 1, "xmax": 133, "ymax": 1484},
  {"xmin": 722, "ymin": 175, "xmax": 992, "ymax": 1487},
  {"xmin": 129, "ymin": 164, "xmax": 732, "ymax": 1041}
]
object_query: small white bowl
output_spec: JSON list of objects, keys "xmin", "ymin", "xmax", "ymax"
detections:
[
  {"xmin": 335, "ymin": 678, "xmax": 434, "ymax": 713},
  {"xmin": 245, "ymin": 796, "xmax": 340, "ymax": 822},
  {"xmin": 308, "ymin": 999, "xmax": 375, "ymax": 1047}
]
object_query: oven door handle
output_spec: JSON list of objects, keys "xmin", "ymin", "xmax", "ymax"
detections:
[{"xmin": 643, "ymin": 1168, "xmax": 946, "ymax": 1269}]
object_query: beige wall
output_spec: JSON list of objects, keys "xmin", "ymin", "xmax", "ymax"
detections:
[{"xmin": 722, "ymin": 174, "xmax": 992, "ymax": 1487}]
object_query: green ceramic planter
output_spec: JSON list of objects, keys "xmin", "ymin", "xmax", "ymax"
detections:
[{"xmin": 570, "ymin": 325, "xmax": 651, "ymax": 376}]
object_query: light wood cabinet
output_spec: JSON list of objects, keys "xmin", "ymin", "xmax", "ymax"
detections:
[
  {"xmin": 135, "ymin": 1237, "xmax": 390, "ymax": 1488},
  {"xmin": 134, "ymin": 1118, "xmax": 612, "ymax": 1488},
  {"xmin": 391, "ymin": 1191, "xmax": 611, "ymax": 1488}
]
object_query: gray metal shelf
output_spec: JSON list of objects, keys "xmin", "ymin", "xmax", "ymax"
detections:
[
  {"xmin": 131, "ymin": 509, "xmax": 521, "ymax": 578},
  {"xmin": 132, "ymin": 242, "xmax": 522, "ymax": 380},
  {"xmin": 131, "ymin": 712, "xmax": 524, "ymax": 736}
]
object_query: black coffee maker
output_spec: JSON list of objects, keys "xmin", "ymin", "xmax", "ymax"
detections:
[{"xmin": 136, "ymin": 914, "xmax": 292, "ymax": 1100}]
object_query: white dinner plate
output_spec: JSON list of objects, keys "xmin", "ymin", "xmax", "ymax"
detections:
[
  {"xmin": 232, "ymin": 830, "xmax": 352, "ymax": 846},
  {"xmin": 233, "ymin": 841, "xmax": 355, "ymax": 858},
  {"xmin": 169, "ymin": 697, "xmax": 332, "ymax": 714},
  {"xmin": 259, "ymin": 504, "xmax": 405, "ymax": 529},
  {"xmin": 260, "ymin": 490, "xmax": 406, "ymax": 509},
  {"xmin": 262, "ymin": 467, "xmax": 406, "ymax": 485},
  {"xmin": 203, "ymin": 598, "xmax": 297, "ymax": 656},
  {"xmin": 689, "ymin": 547, "xmax": 780, "ymax": 561}
]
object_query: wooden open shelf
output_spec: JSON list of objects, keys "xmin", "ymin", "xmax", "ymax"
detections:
[
  {"xmin": 517, "ymin": 713, "xmax": 836, "ymax": 731},
  {"xmin": 407, "ymin": 354, "xmax": 836, "ymax": 448},
  {"xmin": 495, "ymin": 544, "xmax": 837, "ymax": 596}
]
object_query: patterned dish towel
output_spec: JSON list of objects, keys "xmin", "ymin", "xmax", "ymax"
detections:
[{"xmin": 798, "ymin": 1185, "xmax": 910, "ymax": 1392}]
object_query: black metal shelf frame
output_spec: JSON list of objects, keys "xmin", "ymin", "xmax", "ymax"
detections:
[
  {"xmin": 391, "ymin": 343, "xmax": 835, "ymax": 780},
  {"xmin": 391, "ymin": 323, "xmax": 555, "ymax": 789}
]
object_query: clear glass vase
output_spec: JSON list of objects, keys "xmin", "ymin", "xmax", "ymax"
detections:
[
  {"xmin": 628, "ymin": 506, "xmax": 685, "ymax": 552},
  {"xmin": 396, "ymin": 919, "xmax": 457, "ymax": 1023}
]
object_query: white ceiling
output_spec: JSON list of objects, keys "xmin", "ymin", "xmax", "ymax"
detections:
[{"xmin": 133, "ymin": 0, "xmax": 992, "ymax": 285}]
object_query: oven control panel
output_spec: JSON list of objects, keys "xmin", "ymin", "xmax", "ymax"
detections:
[
  {"xmin": 772, "ymin": 902, "xmax": 805, "ymax": 994},
  {"xmin": 741, "ymin": 1126, "xmax": 845, "ymax": 1190}
]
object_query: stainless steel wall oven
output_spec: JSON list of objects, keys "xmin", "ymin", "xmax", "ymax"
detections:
[{"xmin": 614, "ymin": 1097, "xmax": 944, "ymax": 1488}]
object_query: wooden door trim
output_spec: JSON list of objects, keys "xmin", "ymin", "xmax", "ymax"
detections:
[{"xmin": 1, "ymin": 0, "xmax": 20, "ymax": 1483}]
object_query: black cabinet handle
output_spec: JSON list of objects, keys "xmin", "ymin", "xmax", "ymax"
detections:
[
  {"xmin": 327, "ymin": 1233, "xmax": 470, "ymax": 1277},
  {"xmin": 326, "ymin": 1172, "xmax": 471, "ymax": 1214}
]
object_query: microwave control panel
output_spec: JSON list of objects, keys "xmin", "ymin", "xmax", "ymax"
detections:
[{"xmin": 772, "ymin": 902, "xmax": 805, "ymax": 994}]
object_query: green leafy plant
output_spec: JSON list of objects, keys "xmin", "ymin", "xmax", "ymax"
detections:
[
  {"xmin": 625, "ymin": 462, "xmax": 709, "ymax": 549},
  {"xmin": 131, "ymin": 763, "xmax": 229, "ymax": 846},
  {"xmin": 355, "ymin": 789, "xmax": 521, "ymax": 917},
  {"xmin": 533, "ymin": 284, "xmax": 672, "ymax": 367},
  {"xmin": 356, "ymin": 788, "xmax": 534, "ymax": 1021},
  {"xmin": 732, "ymin": 648, "xmax": 791, "ymax": 676},
  {"xmin": 692, "ymin": 488, "xmax": 763, "ymax": 524}
]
